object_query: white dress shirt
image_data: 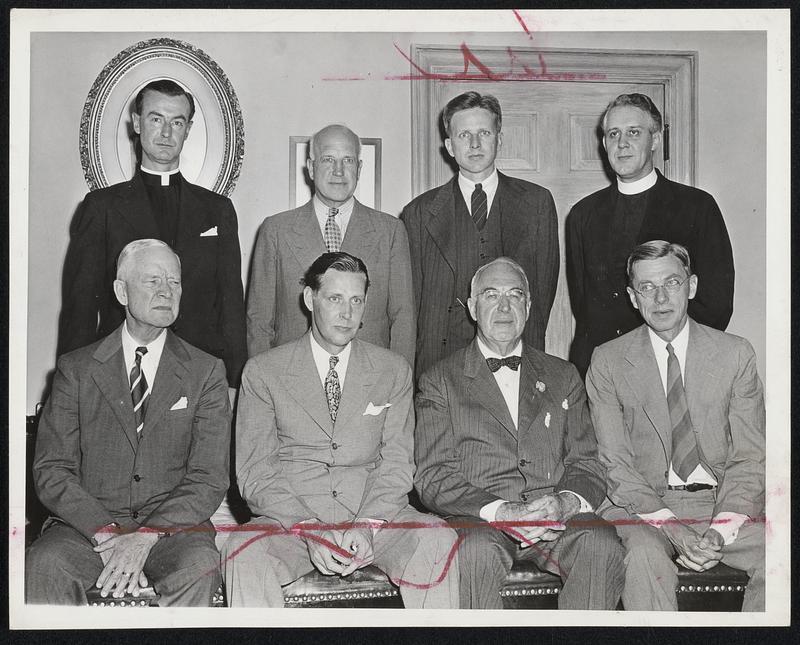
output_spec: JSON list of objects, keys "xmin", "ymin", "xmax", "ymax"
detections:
[
  {"xmin": 121, "ymin": 323, "xmax": 167, "ymax": 395},
  {"xmin": 140, "ymin": 165, "xmax": 180, "ymax": 187},
  {"xmin": 309, "ymin": 332, "xmax": 352, "ymax": 388},
  {"xmin": 313, "ymin": 195, "xmax": 355, "ymax": 240},
  {"xmin": 457, "ymin": 168, "xmax": 499, "ymax": 219},
  {"xmin": 638, "ymin": 322, "xmax": 746, "ymax": 545},
  {"xmin": 474, "ymin": 338, "xmax": 592, "ymax": 522},
  {"xmin": 616, "ymin": 168, "xmax": 657, "ymax": 195}
]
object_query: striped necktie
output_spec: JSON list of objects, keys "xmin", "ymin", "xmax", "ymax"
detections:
[
  {"xmin": 471, "ymin": 183, "xmax": 488, "ymax": 231},
  {"xmin": 324, "ymin": 207, "xmax": 342, "ymax": 252},
  {"xmin": 130, "ymin": 346, "xmax": 149, "ymax": 437},
  {"xmin": 325, "ymin": 355, "xmax": 341, "ymax": 423},
  {"xmin": 666, "ymin": 343, "xmax": 700, "ymax": 480}
]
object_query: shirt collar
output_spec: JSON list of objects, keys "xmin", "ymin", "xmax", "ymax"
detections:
[
  {"xmin": 313, "ymin": 194, "xmax": 355, "ymax": 217},
  {"xmin": 476, "ymin": 336, "xmax": 522, "ymax": 360},
  {"xmin": 141, "ymin": 165, "xmax": 181, "ymax": 187},
  {"xmin": 647, "ymin": 319, "xmax": 690, "ymax": 356},
  {"xmin": 458, "ymin": 168, "xmax": 498, "ymax": 194},
  {"xmin": 309, "ymin": 331, "xmax": 353, "ymax": 380},
  {"xmin": 617, "ymin": 169, "xmax": 657, "ymax": 195},
  {"xmin": 121, "ymin": 322, "xmax": 167, "ymax": 368}
]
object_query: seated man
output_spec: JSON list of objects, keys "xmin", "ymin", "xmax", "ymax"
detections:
[
  {"xmin": 587, "ymin": 240, "xmax": 765, "ymax": 611},
  {"xmin": 223, "ymin": 252, "xmax": 459, "ymax": 608},
  {"xmin": 26, "ymin": 239, "xmax": 231, "ymax": 605},
  {"xmin": 414, "ymin": 257, "xmax": 624, "ymax": 609}
]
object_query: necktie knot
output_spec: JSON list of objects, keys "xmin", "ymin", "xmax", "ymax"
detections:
[
  {"xmin": 486, "ymin": 355, "xmax": 521, "ymax": 372},
  {"xmin": 135, "ymin": 346, "xmax": 148, "ymax": 363},
  {"xmin": 329, "ymin": 355, "xmax": 339, "ymax": 370},
  {"xmin": 666, "ymin": 342, "xmax": 676, "ymax": 358}
]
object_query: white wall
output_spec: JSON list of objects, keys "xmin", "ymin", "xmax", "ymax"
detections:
[{"xmin": 26, "ymin": 30, "xmax": 767, "ymax": 411}]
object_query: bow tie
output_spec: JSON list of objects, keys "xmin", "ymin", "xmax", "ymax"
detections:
[{"xmin": 486, "ymin": 355, "xmax": 522, "ymax": 372}]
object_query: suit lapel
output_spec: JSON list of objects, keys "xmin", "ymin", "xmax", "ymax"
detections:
[
  {"xmin": 143, "ymin": 331, "xmax": 190, "ymax": 436},
  {"xmin": 464, "ymin": 340, "xmax": 517, "ymax": 438},
  {"xmin": 176, "ymin": 176, "xmax": 215, "ymax": 245},
  {"xmin": 424, "ymin": 177, "xmax": 458, "ymax": 275},
  {"xmin": 341, "ymin": 201, "xmax": 378, "ymax": 264},
  {"xmin": 516, "ymin": 346, "xmax": 547, "ymax": 438},
  {"xmin": 333, "ymin": 340, "xmax": 377, "ymax": 432},
  {"xmin": 287, "ymin": 201, "xmax": 327, "ymax": 275},
  {"xmin": 91, "ymin": 328, "xmax": 138, "ymax": 453},
  {"xmin": 684, "ymin": 319, "xmax": 718, "ymax": 439},
  {"xmin": 279, "ymin": 335, "xmax": 334, "ymax": 438},
  {"xmin": 494, "ymin": 173, "xmax": 528, "ymax": 257},
  {"xmin": 623, "ymin": 326, "xmax": 671, "ymax": 454},
  {"xmin": 117, "ymin": 174, "xmax": 160, "ymax": 239}
]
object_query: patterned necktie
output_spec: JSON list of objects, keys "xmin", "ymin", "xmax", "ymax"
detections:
[
  {"xmin": 666, "ymin": 343, "xmax": 700, "ymax": 480},
  {"xmin": 130, "ymin": 346, "xmax": 149, "ymax": 436},
  {"xmin": 325, "ymin": 355, "xmax": 341, "ymax": 423},
  {"xmin": 471, "ymin": 183, "xmax": 488, "ymax": 231},
  {"xmin": 324, "ymin": 207, "xmax": 342, "ymax": 252},
  {"xmin": 486, "ymin": 355, "xmax": 522, "ymax": 372}
]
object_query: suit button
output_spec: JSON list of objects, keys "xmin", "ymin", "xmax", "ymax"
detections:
[
  {"xmin": 612, "ymin": 291, "xmax": 619, "ymax": 299},
  {"xmin": 133, "ymin": 475, "xmax": 141, "ymax": 482},
  {"xmin": 331, "ymin": 442, "xmax": 338, "ymax": 450},
  {"xmin": 332, "ymin": 491, "xmax": 338, "ymax": 498},
  {"xmin": 479, "ymin": 253, "xmax": 486, "ymax": 259},
  {"xmin": 442, "ymin": 338, "xmax": 447, "ymax": 345},
  {"xmin": 447, "ymin": 306, "xmax": 453, "ymax": 313},
  {"xmin": 520, "ymin": 493, "xmax": 528, "ymax": 502},
  {"xmin": 519, "ymin": 459, "xmax": 527, "ymax": 467},
  {"xmin": 132, "ymin": 511, "xmax": 139, "ymax": 519},
  {"xmin": 616, "ymin": 329, "xmax": 622, "ymax": 335}
]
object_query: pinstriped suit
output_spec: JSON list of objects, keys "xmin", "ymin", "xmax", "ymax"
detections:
[
  {"xmin": 401, "ymin": 173, "xmax": 559, "ymax": 377},
  {"xmin": 246, "ymin": 199, "xmax": 415, "ymax": 367},
  {"xmin": 414, "ymin": 340, "xmax": 623, "ymax": 608}
]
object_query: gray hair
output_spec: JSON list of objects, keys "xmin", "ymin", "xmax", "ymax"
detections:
[
  {"xmin": 602, "ymin": 93, "xmax": 663, "ymax": 134},
  {"xmin": 626, "ymin": 240, "xmax": 692, "ymax": 284},
  {"xmin": 116, "ymin": 239, "xmax": 180, "ymax": 280},
  {"xmin": 470, "ymin": 257, "xmax": 530, "ymax": 298},
  {"xmin": 308, "ymin": 124, "xmax": 361, "ymax": 161}
]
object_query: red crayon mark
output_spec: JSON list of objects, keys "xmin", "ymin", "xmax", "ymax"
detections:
[{"xmin": 512, "ymin": 9, "xmax": 534, "ymax": 40}]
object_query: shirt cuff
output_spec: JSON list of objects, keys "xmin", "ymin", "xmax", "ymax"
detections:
[
  {"xmin": 480, "ymin": 500, "xmax": 507, "ymax": 523},
  {"xmin": 638, "ymin": 507, "xmax": 678, "ymax": 528},
  {"xmin": 559, "ymin": 490, "xmax": 594, "ymax": 513},
  {"xmin": 710, "ymin": 512, "xmax": 748, "ymax": 545}
]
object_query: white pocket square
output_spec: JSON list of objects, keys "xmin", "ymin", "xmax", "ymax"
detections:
[
  {"xmin": 200, "ymin": 226, "xmax": 218, "ymax": 237},
  {"xmin": 363, "ymin": 402, "xmax": 392, "ymax": 416},
  {"xmin": 170, "ymin": 396, "xmax": 188, "ymax": 411}
]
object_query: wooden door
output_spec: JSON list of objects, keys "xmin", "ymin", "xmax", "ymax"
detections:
[{"xmin": 411, "ymin": 46, "xmax": 695, "ymax": 360}]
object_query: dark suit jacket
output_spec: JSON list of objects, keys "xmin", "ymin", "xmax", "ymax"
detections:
[
  {"xmin": 236, "ymin": 335, "xmax": 415, "ymax": 528},
  {"xmin": 566, "ymin": 170, "xmax": 734, "ymax": 377},
  {"xmin": 586, "ymin": 320, "xmax": 764, "ymax": 519},
  {"xmin": 414, "ymin": 339, "xmax": 606, "ymax": 519},
  {"xmin": 401, "ymin": 173, "xmax": 559, "ymax": 378},
  {"xmin": 33, "ymin": 328, "xmax": 231, "ymax": 540},
  {"xmin": 58, "ymin": 173, "xmax": 247, "ymax": 385},
  {"xmin": 246, "ymin": 199, "xmax": 415, "ymax": 366}
]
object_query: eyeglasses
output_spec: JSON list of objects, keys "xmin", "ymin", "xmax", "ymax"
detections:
[
  {"xmin": 478, "ymin": 288, "xmax": 527, "ymax": 304},
  {"xmin": 631, "ymin": 275, "xmax": 692, "ymax": 299}
]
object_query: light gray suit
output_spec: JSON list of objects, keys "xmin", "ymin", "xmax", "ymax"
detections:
[
  {"xmin": 222, "ymin": 335, "xmax": 458, "ymax": 607},
  {"xmin": 246, "ymin": 199, "xmax": 415, "ymax": 367},
  {"xmin": 587, "ymin": 319, "xmax": 765, "ymax": 610}
]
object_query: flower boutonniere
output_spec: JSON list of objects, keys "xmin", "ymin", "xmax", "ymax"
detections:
[
  {"xmin": 544, "ymin": 412, "xmax": 551, "ymax": 428},
  {"xmin": 535, "ymin": 380, "xmax": 546, "ymax": 393}
]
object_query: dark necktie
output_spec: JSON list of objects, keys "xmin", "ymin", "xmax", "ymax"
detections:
[
  {"xmin": 130, "ymin": 346, "xmax": 149, "ymax": 436},
  {"xmin": 486, "ymin": 355, "xmax": 521, "ymax": 372},
  {"xmin": 324, "ymin": 207, "xmax": 342, "ymax": 252},
  {"xmin": 666, "ymin": 343, "xmax": 700, "ymax": 480},
  {"xmin": 325, "ymin": 355, "xmax": 341, "ymax": 423},
  {"xmin": 471, "ymin": 183, "xmax": 488, "ymax": 231}
]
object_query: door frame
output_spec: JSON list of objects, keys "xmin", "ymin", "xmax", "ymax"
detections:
[{"xmin": 410, "ymin": 45, "xmax": 697, "ymax": 196}]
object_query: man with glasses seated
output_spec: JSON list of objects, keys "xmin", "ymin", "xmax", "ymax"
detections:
[
  {"xmin": 415, "ymin": 256, "xmax": 624, "ymax": 609},
  {"xmin": 587, "ymin": 240, "xmax": 765, "ymax": 611}
]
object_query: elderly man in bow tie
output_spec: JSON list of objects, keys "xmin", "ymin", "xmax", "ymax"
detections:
[{"xmin": 414, "ymin": 256, "xmax": 624, "ymax": 609}]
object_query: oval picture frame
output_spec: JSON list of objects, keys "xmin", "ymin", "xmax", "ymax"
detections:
[{"xmin": 79, "ymin": 37, "xmax": 244, "ymax": 196}]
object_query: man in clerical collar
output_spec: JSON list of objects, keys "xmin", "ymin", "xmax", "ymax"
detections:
[
  {"xmin": 59, "ymin": 79, "xmax": 247, "ymax": 393},
  {"xmin": 27, "ymin": 239, "xmax": 230, "ymax": 605},
  {"xmin": 587, "ymin": 240, "xmax": 765, "ymax": 610},
  {"xmin": 566, "ymin": 92, "xmax": 734, "ymax": 378},
  {"xmin": 414, "ymin": 256, "xmax": 624, "ymax": 609}
]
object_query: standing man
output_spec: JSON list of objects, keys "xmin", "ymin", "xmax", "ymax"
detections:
[
  {"xmin": 247, "ymin": 124, "xmax": 414, "ymax": 367},
  {"xmin": 587, "ymin": 241, "xmax": 764, "ymax": 611},
  {"xmin": 27, "ymin": 240, "xmax": 230, "ymax": 605},
  {"xmin": 224, "ymin": 253, "xmax": 458, "ymax": 607},
  {"xmin": 415, "ymin": 257, "xmax": 623, "ymax": 609},
  {"xmin": 402, "ymin": 91, "xmax": 559, "ymax": 377},
  {"xmin": 567, "ymin": 93, "xmax": 734, "ymax": 378},
  {"xmin": 59, "ymin": 79, "xmax": 247, "ymax": 390}
]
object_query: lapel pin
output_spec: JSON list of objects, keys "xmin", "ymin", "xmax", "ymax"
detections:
[{"xmin": 535, "ymin": 380, "xmax": 546, "ymax": 393}]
